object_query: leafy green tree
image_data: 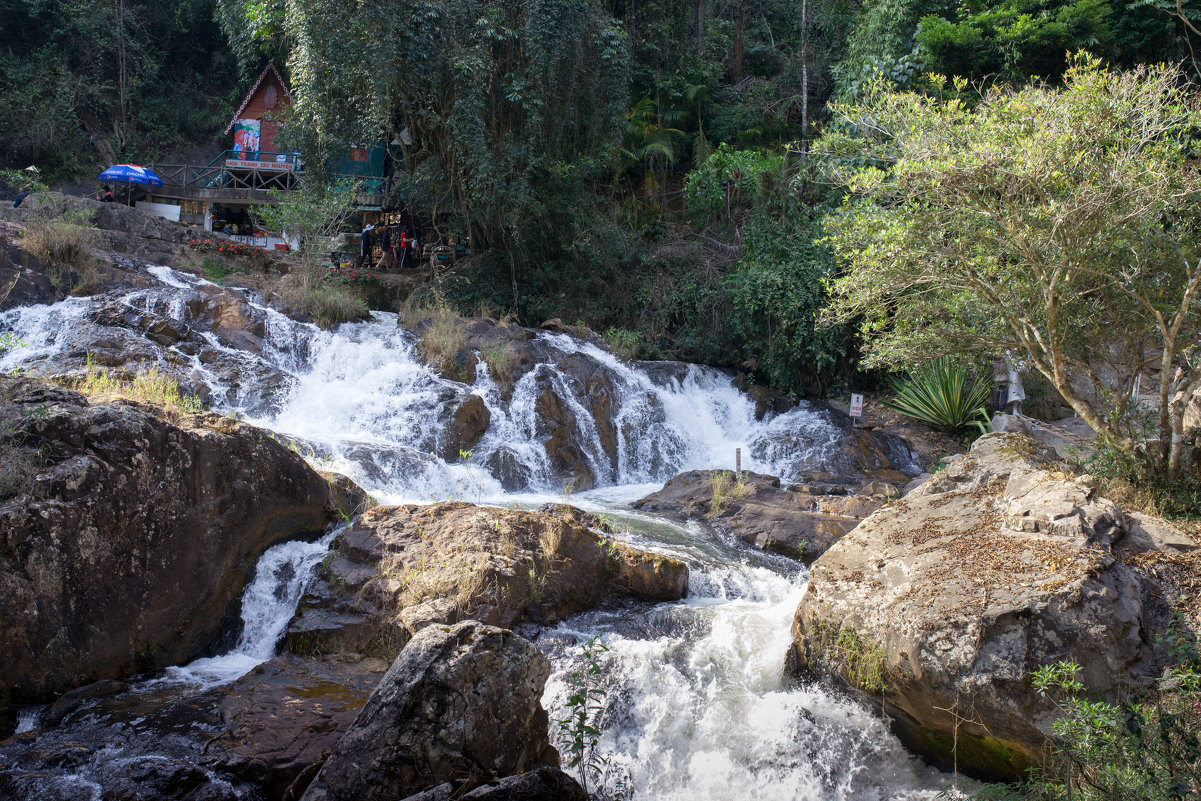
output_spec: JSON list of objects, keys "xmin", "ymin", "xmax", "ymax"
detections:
[
  {"xmin": 818, "ymin": 56, "xmax": 1201, "ymax": 478},
  {"xmin": 724, "ymin": 175, "xmax": 846, "ymax": 394},
  {"xmin": 252, "ymin": 179, "xmax": 362, "ymax": 258},
  {"xmin": 0, "ymin": 0, "xmax": 237, "ymax": 175}
]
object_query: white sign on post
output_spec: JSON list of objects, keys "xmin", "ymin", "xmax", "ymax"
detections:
[{"xmin": 849, "ymin": 393, "xmax": 864, "ymax": 418}]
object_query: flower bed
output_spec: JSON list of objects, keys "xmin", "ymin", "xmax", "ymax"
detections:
[
  {"xmin": 187, "ymin": 238, "xmax": 267, "ymax": 257},
  {"xmin": 320, "ymin": 268, "xmax": 377, "ymax": 287}
]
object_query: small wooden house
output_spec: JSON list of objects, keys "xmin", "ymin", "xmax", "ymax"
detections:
[{"xmin": 223, "ymin": 63, "xmax": 292, "ymax": 161}]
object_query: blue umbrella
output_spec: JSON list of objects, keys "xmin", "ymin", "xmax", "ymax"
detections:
[{"xmin": 98, "ymin": 164, "xmax": 163, "ymax": 186}]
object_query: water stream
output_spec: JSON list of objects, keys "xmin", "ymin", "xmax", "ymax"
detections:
[{"xmin": 0, "ymin": 262, "xmax": 949, "ymax": 799}]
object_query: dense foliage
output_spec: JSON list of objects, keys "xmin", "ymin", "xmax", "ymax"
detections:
[
  {"xmin": 819, "ymin": 57, "xmax": 1201, "ymax": 475},
  {"xmin": 6, "ymin": 0, "xmax": 1200, "ymax": 403},
  {"xmin": 0, "ymin": 0, "xmax": 239, "ymax": 176}
]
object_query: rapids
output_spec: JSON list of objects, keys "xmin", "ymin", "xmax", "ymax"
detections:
[{"xmin": 0, "ymin": 261, "xmax": 955, "ymax": 800}]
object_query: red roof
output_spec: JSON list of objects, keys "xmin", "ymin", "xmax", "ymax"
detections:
[{"xmin": 224, "ymin": 63, "xmax": 293, "ymax": 135}]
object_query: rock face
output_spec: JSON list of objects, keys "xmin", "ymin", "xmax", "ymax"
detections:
[
  {"xmin": 300, "ymin": 621, "xmax": 565, "ymax": 801},
  {"xmin": 0, "ymin": 376, "xmax": 358, "ymax": 711},
  {"xmin": 785, "ymin": 433, "xmax": 1196, "ymax": 781},
  {"xmin": 401, "ymin": 768, "xmax": 588, "ymax": 801},
  {"xmin": 0, "ymin": 233, "xmax": 61, "ymax": 311},
  {"xmin": 286, "ymin": 502, "xmax": 688, "ymax": 656},
  {"xmin": 634, "ymin": 470, "xmax": 897, "ymax": 562},
  {"xmin": 209, "ymin": 654, "xmax": 389, "ymax": 801}
]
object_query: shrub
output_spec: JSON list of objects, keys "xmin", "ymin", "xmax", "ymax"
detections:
[
  {"xmin": 276, "ymin": 264, "xmax": 369, "ymax": 328},
  {"xmin": 710, "ymin": 469, "xmax": 747, "ymax": 512},
  {"xmin": 22, "ymin": 218, "xmax": 89, "ymax": 268},
  {"xmin": 884, "ymin": 357, "xmax": 990, "ymax": 431},
  {"xmin": 64, "ymin": 355, "xmax": 204, "ymax": 413},
  {"xmin": 479, "ymin": 340, "xmax": 518, "ymax": 388},
  {"xmin": 399, "ymin": 295, "xmax": 469, "ymax": 381},
  {"xmin": 990, "ymin": 639, "xmax": 1201, "ymax": 801},
  {"xmin": 602, "ymin": 327, "xmax": 641, "ymax": 360}
]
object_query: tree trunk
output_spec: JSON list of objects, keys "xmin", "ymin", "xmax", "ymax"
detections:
[
  {"xmin": 694, "ymin": 0, "xmax": 703, "ymax": 57},
  {"xmin": 79, "ymin": 109, "xmax": 118, "ymax": 165},
  {"xmin": 733, "ymin": 15, "xmax": 743, "ymax": 81},
  {"xmin": 800, "ymin": 0, "xmax": 809, "ymax": 149}
]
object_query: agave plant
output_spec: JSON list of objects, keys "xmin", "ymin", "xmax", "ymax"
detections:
[{"xmin": 884, "ymin": 357, "xmax": 991, "ymax": 431}]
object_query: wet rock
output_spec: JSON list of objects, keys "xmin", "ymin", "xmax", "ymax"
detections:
[
  {"xmin": 439, "ymin": 394, "xmax": 491, "ymax": 462},
  {"xmin": 42, "ymin": 679, "xmax": 130, "ymax": 726},
  {"xmin": 538, "ymin": 318, "xmax": 606, "ymax": 347},
  {"xmin": 286, "ymin": 502, "xmax": 688, "ymax": 656},
  {"xmin": 784, "ymin": 433, "xmax": 1196, "ymax": 781},
  {"xmin": 535, "ymin": 384, "xmax": 596, "ymax": 491},
  {"xmin": 208, "ymin": 654, "xmax": 388, "ymax": 801},
  {"xmin": 300, "ymin": 621, "xmax": 557, "ymax": 801},
  {"xmin": 0, "ymin": 235, "xmax": 61, "ymax": 311},
  {"xmin": 399, "ymin": 767, "xmax": 588, "ymax": 800},
  {"xmin": 634, "ymin": 470, "xmax": 896, "ymax": 563},
  {"xmin": 0, "ymin": 376, "xmax": 356, "ymax": 712}
]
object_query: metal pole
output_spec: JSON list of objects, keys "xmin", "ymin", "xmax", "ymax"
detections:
[{"xmin": 736, "ymin": 448, "xmax": 741, "ymax": 477}]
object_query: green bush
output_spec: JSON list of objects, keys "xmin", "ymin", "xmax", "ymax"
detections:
[
  {"xmin": 980, "ymin": 631, "xmax": 1200, "ymax": 801},
  {"xmin": 884, "ymin": 357, "xmax": 990, "ymax": 431}
]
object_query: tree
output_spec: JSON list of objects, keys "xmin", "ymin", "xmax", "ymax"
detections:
[
  {"xmin": 252, "ymin": 179, "xmax": 362, "ymax": 258},
  {"xmin": 818, "ymin": 56, "xmax": 1201, "ymax": 478}
]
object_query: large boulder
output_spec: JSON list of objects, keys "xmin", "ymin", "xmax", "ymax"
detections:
[
  {"xmin": 0, "ymin": 376, "xmax": 360, "ymax": 713},
  {"xmin": 300, "ymin": 621, "xmax": 567, "ymax": 801},
  {"xmin": 286, "ymin": 502, "xmax": 688, "ymax": 656},
  {"xmin": 634, "ymin": 470, "xmax": 896, "ymax": 562},
  {"xmin": 784, "ymin": 433, "xmax": 1197, "ymax": 781}
]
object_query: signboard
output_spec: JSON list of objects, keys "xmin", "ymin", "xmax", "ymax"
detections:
[
  {"xmin": 230, "ymin": 234, "xmax": 268, "ymax": 247},
  {"xmin": 850, "ymin": 393, "xmax": 865, "ymax": 418},
  {"xmin": 224, "ymin": 158, "xmax": 295, "ymax": 171},
  {"xmin": 232, "ymin": 118, "xmax": 261, "ymax": 154}
]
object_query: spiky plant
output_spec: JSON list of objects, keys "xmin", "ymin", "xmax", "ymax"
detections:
[{"xmin": 884, "ymin": 357, "xmax": 991, "ymax": 431}]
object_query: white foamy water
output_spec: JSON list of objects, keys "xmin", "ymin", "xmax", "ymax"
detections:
[
  {"xmin": 156, "ymin": 529, "xmax": 339, "ymax": 686},
  {"xmin": 0, "ymin": 261, "xmax": 945, "ymax": 799},
  {"xmin": 539, "ymin": 516, "xmax": 955, "ymax": 801}
]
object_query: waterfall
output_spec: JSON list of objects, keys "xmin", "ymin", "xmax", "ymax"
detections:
[
  {"xmin": 155, "ymin": 529, "xmax": 341, "ymax": 687},
  {"xmin": 0, "ymin": 261, "xmax": 944, "ymax": 799},
  {"xmin": 0, "ymin": 261, "xmax": 911, "ymax": 501}
]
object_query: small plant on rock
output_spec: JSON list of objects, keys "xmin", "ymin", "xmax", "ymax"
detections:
[
  {"xmin": 559, "ymin": 634, "xmax": 610, "ymax": 796},
  {"xmin": 710, "ymin": 469, "xmax": 747, "ymax": 512}
]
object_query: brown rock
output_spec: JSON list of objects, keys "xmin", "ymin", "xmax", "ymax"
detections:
[
  {"xmin": 440, "ymin": 394, "xmax": 491, "ymax": 462},
  {"xmin": 299, "ymin": 621, "xmax": 556, "ymax": 801},
  {"xmin": 784, "ymin": 433, "xmax": 1192, "ymax": 781},
  {"xmin": 633, "ymin": 470, "xmax": 893, "ymax": 563},
  {"xmin": 208, "ymin": 654, "xmax": 388, "ymax": 801},
  {"xmin": 286, "ymin": 502, "xmax": 688, "ymax": 656},
  {"xmin": 0, "ymin": 376, "xmax": 353, "ymax": 709}
]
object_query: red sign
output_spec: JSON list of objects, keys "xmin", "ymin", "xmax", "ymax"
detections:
[{"xmin": 225, "ymin": 159, "xmax": 295, "ymax": 171}]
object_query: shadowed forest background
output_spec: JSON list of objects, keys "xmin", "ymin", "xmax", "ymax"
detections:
[{"xmin": 1, "ymin": 0, "xmax": 1197, "ymax": 399}]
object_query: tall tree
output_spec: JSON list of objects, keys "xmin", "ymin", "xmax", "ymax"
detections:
[{"xmin": 818, "ymin": 57, "xmax": 1201, "ymax": 477}]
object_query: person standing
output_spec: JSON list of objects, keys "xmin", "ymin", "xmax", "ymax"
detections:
[
  {"xmin": 360, "ymin": 224, "xmax": 374, "ymax": 269},
  {"xmin": 378, "ymin": 225, "xmax": 391, "ymax": 270},
  {"xmin": 398, "ymin": 228, "xmax": 410, "ymax": 270}
]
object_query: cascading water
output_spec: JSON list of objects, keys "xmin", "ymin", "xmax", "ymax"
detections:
[
  {"xmin": 157, "ymin": 528, "xmax": 341, "ymax": 686},
  {"xmin": 0, "ymin": 261, "xmax": 946, "ymax": 799}
]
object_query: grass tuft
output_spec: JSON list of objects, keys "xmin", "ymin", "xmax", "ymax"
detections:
[{"xmin": 62, "ymin": 355, "xmax": 204, "ymax": 413}]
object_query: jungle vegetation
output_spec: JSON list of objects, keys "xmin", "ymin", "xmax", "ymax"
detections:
[{"xmin": 2, "ymin": 0, "xmax": 1199, "ymax": 403}]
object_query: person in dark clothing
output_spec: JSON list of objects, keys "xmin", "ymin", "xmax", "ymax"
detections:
[
  {"xmin": 102, "ymin": 186, "xmax": 114, "ymax": 203},
  {"xmin": 378, "ymin": 226, "xmax": 391, "ymax": 270},
  {"xmin": 360, "ymin": 225, "xmax": 374, "ymax": 269},
  {"xmin": 12, "ymin": 190, "xmax": 30, "ymax": 208}
]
